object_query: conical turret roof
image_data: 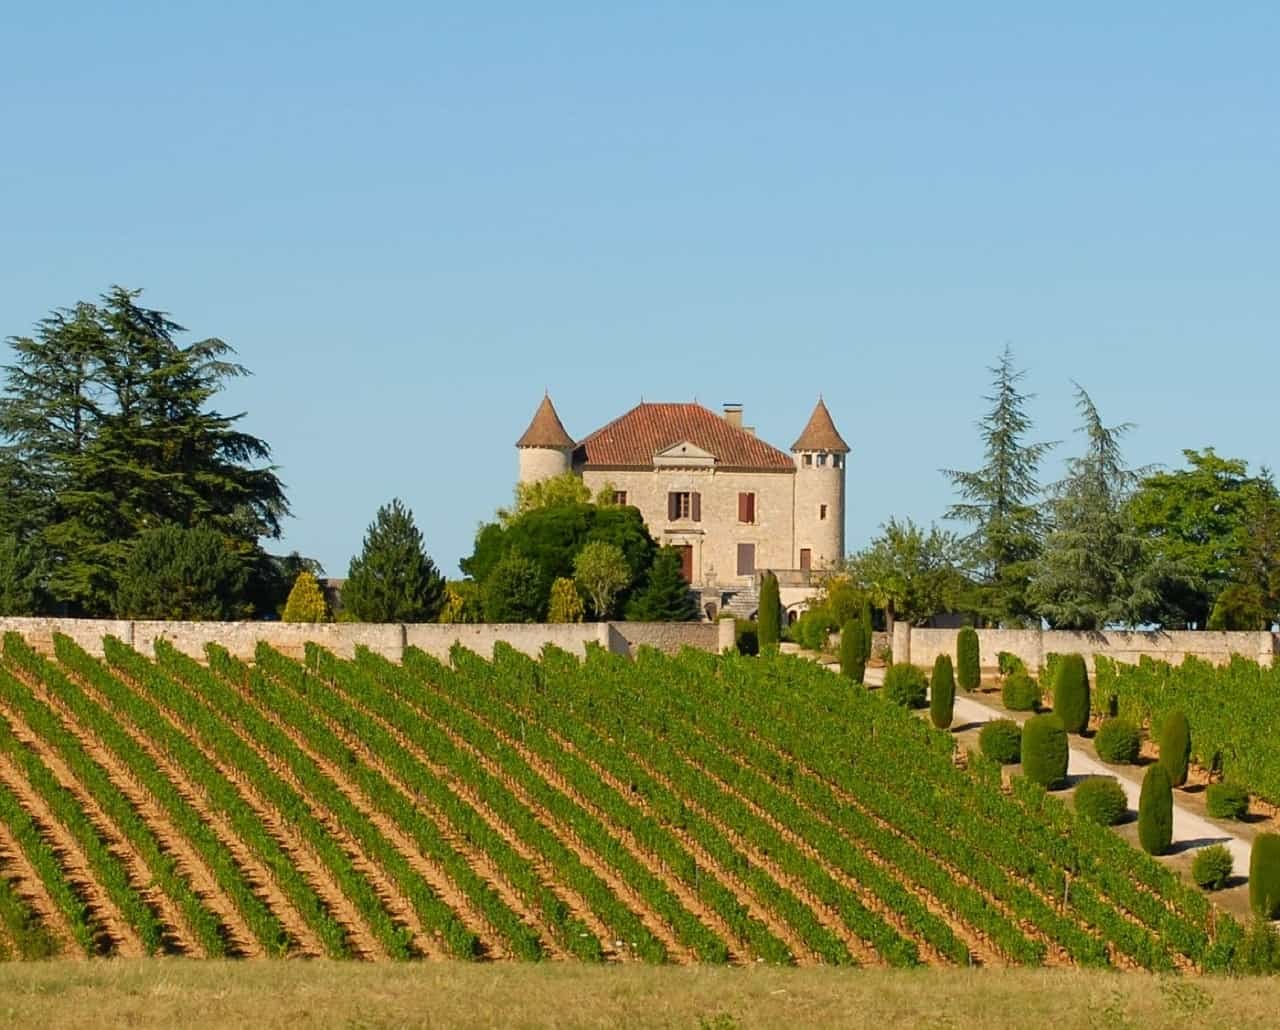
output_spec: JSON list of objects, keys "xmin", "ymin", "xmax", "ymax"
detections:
[
  {"xmin": 791, "ymin": 397, "xmax": 850, "ymax": 453},
  {"xmin": 516, "ymin": 393, "xmax": 575, "ymax": 449}
]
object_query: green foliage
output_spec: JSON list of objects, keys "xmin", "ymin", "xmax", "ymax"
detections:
[
  {"xmin": 979, "ymin": 719, "xmax": 1021, "ymax": 764},
  {"xmin": 882, "ymin": 663, "xmax": 927, "ymax": 709},
  {"xmin": 840, "ymin": 618, "xmax": 869, "ymax": 683},
  {"xmin": 1158, "ymin": 710, "xmax": 1191, "ymax": 788},
  {"xmin": 624, "ymin": 547, "xmax": 699, "ymax": 622},
  {"xmin": 1206, "ymin": 783, "xmax": 1250, "ymax": 821},
  {"xmin": 1022, "ymin": 714, "xmax": 1068, "ymax": 790},
  {"xmin": 1074, "ymin": 777, "xmax": 1128, "ymax": 826},
  {"xmin": 929, "ymin": 655, "xmax": 955, "ymax": 729},
  {"xmin": 481, "ymin": 551, "xmax": 544, "ymax": 623},
  {"xmin": 116, "ymin": 525, "xmax": 249, "ymax": 620},
  {"xmin": 1191, "ymin": 845, "xmax": 1234, "ymax": 891},
  {"xmin": 1001, "ymin": 672, "xmax": 1040, "ymax": 712},
  {"xmin": 0, "ymin": 533, "xmax": 46, "ymax": 615},
  {"xmin": 757, "ymin": 572, "xmax": 781, "ymax": 654},
  {"xmin": 547, "ymin": 577, "xmax": 585, "ymax": 624},
  {"xmin": 791, "ymin": 605, "xmax": 838, "ymax": 652},
  {"xmin": 846, "ymin": 518, "xmax": 969, "ymax": 627},
  {"xmin": 942, "ymin": 348, "xmax": 1053, "ymax": 626},
  {"xmin": 956, "ymin": 627, "xmax": 980, "ymax": 691},
  {"xmin": 1250, "ymin": 834, "xmax": 1280, "ymax": 919},
  {"xmin": 281, "ymin": 571, "xmax": 328, "ymax": 623},
  {"xmin": 997, "ymin": 651, "xmax": 1026, "ymax": 676},
  {"xmin": 1094, "ymin": 718, "xmax": 1141, "ymax": 764},
  {"xmin": 1236, "ymin": 919, "xmax": 1280, "ymax": 974},
  {"xmin": 1138, "ymin": 764, "xmax": 1174, "ymax": 856},
  {"xmin": 1052, "ymin": 654, "xmax": 1091, "ymax": 734},
  {"xmin": 733, "ymin": 619, "xmax": 758, "ymax": 656},
  {"xmin": 438, "ymin": 580, "xmax": 484, "ymax": 624},
  {"xmin": 573, "ymin": 541, "xmax": 630, "ymax": 620},
  {"xmin": 502, "ymin": 472, "xmax": 591, "ymax": 525},
  {"xmin": 342, "ymin": 499, "xmax": 445, "ymax": 623}
]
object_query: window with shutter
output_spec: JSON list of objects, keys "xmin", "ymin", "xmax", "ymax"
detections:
[
  {"xmin": 691, "ymin": 492, "xmax": 701, "ymax": 522},
  {"xmin": 738, "ymin": 492, "xmax": 755, "ymax": 524},
  {"xmin": 668, "ymin": 492, "xmax": 692, "ymax": 521}
]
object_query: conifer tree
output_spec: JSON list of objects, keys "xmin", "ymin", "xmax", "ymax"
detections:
[
  {"xmin": 547, "ymin": 577, "xmax": 585, "ymax": 623},
  {"xmin": 758, "ymin": 572, "xmax": 781, "ymax": 654},
  {"xmin": 624, "ymin": 547, "xmax": 699, "ymax": 621},
  {"xmin": 116, "ymin": 524, "xmax": 249, "ymax": 620},
  {"xmin": 343, "ymin": 499, "xmax": 445, "ymax": 623},
  {"xmin": 282, "ymin": 571, "xmax": 328, "ymax": 623}
]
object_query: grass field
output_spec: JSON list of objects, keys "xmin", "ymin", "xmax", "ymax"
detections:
[{"xmin": 1, "ymin": 961, "xmax": 1279, "ymax": 1029}]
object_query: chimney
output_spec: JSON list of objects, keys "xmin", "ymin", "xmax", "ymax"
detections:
[{"xmin": 723, "ymin": 403, "xmax": 743, "ymax": 429}]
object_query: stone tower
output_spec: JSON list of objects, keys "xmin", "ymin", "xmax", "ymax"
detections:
[
  {"xmin": 516, "ymin": 393, "xmax": 575, "ymax": 485},
  {"xmin": 791, "ymin": 398, "xmax": 849, "ymax": 571}
]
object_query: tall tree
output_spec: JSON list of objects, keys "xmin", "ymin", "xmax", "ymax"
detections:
[
  {"xmin": 624, "ymin": 546, "xmax": 700, "ymax": 622},
  {"xmin": 343, "ymin": 498, "xmax": 445, "ymax": 623},
  {"xmin": 1029, "ymin": 387, "xmax": 1156, "ymax": 629},
  {"xmin": 573, "ymin": 541, "xmax": 630, "ymax": 620},
  {"xmin": 942, "ymin": 347, "xmax": 1053, "ymax": 625},
  {"xmin": 115, "ymin": 524, "xmax": 250, "ymax": 620},
  {"xmin": 848, "ymin": 518, "xmax": 970, "ymax": 626}
]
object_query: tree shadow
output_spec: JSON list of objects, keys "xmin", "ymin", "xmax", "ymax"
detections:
[
  {"xmin": 1168, "ymin": 836, "xmax": 1232, "ymax": 855},
  {"xmin": 1223, "ymin": 874, "xmax": 1250, "ymax": 890},
  {"xmin": 951, "ymin": 720, "xmax": 986, "ymax": 734},
  {"xmin": 1180, "ymin": 783, "xmax": 1206, "ymax": 796}
]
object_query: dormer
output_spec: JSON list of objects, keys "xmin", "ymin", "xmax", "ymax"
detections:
[{"xmin": 653, "ymin": 440, "xmax": 717, "ymax": 468}]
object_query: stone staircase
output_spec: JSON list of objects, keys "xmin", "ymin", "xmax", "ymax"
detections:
[{"xmin": 719, "ymin": 581, "xmax": 760, "ymax": 620}]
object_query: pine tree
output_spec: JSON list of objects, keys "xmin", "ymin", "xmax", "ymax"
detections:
[
  {"xmin": 0, "ymin": 534, "xmax": 46, "ymax": 616},
  {"xmin": 115, "ymin": 524, "xmax": 249, "ymax": 620},
  {"xmin": 624, "ymin": 547, "xmax": 699, "ymax": 621},
  {"xmin": 282, "ymin": 571, "xmax": 328, "ymax": 623},
  {"xmin": 343, "ymin": 499, "xmax": 445, "ymax": 623},
  {"xmin": 943, "ymin": 347, "xmax": 1054, "ymax": 626}
]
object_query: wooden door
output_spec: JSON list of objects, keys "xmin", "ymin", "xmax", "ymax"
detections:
[
  {"xmin": 736, "ymin": 543, "xmax": 755, "ymax": 577},
  {"xmin": 676, "ymin": 545, "xmax": 694, "ymax": 583},
  {"xmin": 799, "ymin": 548, "xmax": 812, "ymax": 571}
]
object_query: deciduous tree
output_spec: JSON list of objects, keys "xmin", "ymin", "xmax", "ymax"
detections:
[
  {"xmin": 848, "ymin": 518, "xmax": 969, "ymax": 626},
  {"xmin": 573, "ymin": 541, "xmax": 630, "ymax": 619}
]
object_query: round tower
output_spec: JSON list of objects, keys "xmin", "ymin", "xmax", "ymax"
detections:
[
  {"xmin": 792, "ymin": 397, "xmax": 849, "ymax": 571},
  {"xmin": 516, "ymin": 393, "xmax": 575, "ymax": 485}
]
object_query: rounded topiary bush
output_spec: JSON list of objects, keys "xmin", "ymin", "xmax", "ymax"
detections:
[
  {"xmin": 956, "ymin": 627, "xmax": 980, "ymax": 692},
  {"xmin": 1094, "ymin": 718, "xmax": 1141, "ymax": 764},
  {"xmin": 1206, "ymin": 783, "xmax": 1250, "ymax": 821},
  {"xmin": 979, "ymin": 720, "xmax": 1021, "ymax": 765},
  {"xmin": 1001, "ymin": 672, "xmax": 1040, "ymax": 712},
  {"xmin": 1159, "ymin": 710, "xmax": 1191, "ymax": 788},
  {"xmin": 1022, "ymin": 714, "xmax": 1069, "ymax": 790},
  {"xmin": 883, "ymin": 663, "xmax": 928, "ymax": 709},
  {"xmin": 1074, "ymin": 777, "xmax": 1128, "ymax": 826},
  {"xmin": 1251, "ymin": 833, "xmax": 1280, "ymax": 919},
  {"xmin": 930, "ymin": 654, "xmax": 955, "ymax": 729},
  {"xmin": 1191, "ymin": 845, "xmax": 1234, "ymax": 891},
  {"xmin": 1052, "ymin": 653, "xmax": 1090, "ymax": 734},
  {"xmin": 1138, "ymin": 763, "xmax": 1174, "ymax": 856}
]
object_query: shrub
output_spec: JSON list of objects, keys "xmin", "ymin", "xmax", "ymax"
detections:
[
  {"xmin": 1237, "ymin": 918, "xmax": 1280, "ymax": 974},
  {"xmin": 1159, "ymin": 709, "xmax": 1191, "ymax": 788},
  {"xmin": 1022, "ymin": 714, "xmax": 1069, "ymax": 790},
  {"xmin": 793, "ymin": 606, "xmax": 838, "ymax": 652},
  {"xmin": 1138, "ymin": 763, "xmax": 1174, "ymax": 856},
  {"xmin": 979, "ymin": 720, "xmax": 1022, "ymax": 765},
  {"xmin": 1251, "ymin": 833, "xmax": 1280, "ymax": 919},
  {"xmin": 1074, "ymin": 777, "xmax": 1128, "ymax": 826},
  {"xmin": 840, "ymin": 618, "xmax": 868, "ymax": 684},
  {"xmin": 1191, "ymin": 845, "xmax": 1234, "ymax": 891},
  {"xmin": 929, "ymin": 655, "xmax": 955, "ymax": 729},
  {"xmin": 758, "ymin": 572, "xmax": 781, "ymax": 654},
  {"xmin": 1094, "ymin": 718, "xmax": 1141, "ymax": 764},
  {"xmin": 1052, "ymin": 654, "xmax": 1090, "ymax": 734},
  {"xmin": 956, "ymin": 627, "xmax": 980, "ymax": 691},
  {"xmin": 1206, "ymin": 783, "xmax": 1250, "ymax": 821},
  {"xmin": 116, "ymin": 524, "xmax": 251, "ymax": 620},
  {"xmin": 734, "ymin": 619, "xmax": 758, "ymax": 656},
  {"xmin": 883, "ymin": 664, "xmax": 927, "ymax": 709},
  {"xmin": 482, "ymin": 550, "xmax": 544, "ymax": 622},
  {"xmin": 1001, "ymin": 672, "xmax": 1040, "ymax": 712},
  {"xmin": 282, "ymin": 571, "xmax": 328, "ymax": 623},
  {"xmin": 997, "ymin": 651, "xmax": 1026, "ymax": 677},
  {"xmin": 547, "ymin": 577, "xmax": 584, "ymax": 623}
]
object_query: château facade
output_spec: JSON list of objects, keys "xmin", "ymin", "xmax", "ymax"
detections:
[{"xmin": 516, "ymin": 395, "xmax": 849, "ymax": 616}]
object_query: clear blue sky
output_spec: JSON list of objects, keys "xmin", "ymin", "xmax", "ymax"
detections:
[{"xmin": 3, "ymin": 5, "xmax": 1277, "ymax": 577}]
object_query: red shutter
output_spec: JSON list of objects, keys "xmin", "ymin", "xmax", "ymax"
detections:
[
  {"xmin": 691, "ymin": 492, "xmax": 701, "ymax": 522},
  {"xmin": 667, "ymin": 492, "xmax": 678, "ymax": 521},
  {"xmin": 737, "ymin": 493, "xmax": 748, "ymax": 523},
  {"xmin": 747, "ymin": 493, "xmax": 755, "ymax": 523}
]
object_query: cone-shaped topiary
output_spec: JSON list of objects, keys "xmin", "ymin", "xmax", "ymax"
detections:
[
  {"xmin": 979, "ymin": 719, "xmax": 1021, "ymax": 764},
  {"xmin": 1138, "ymin": 763, "xmax": 1174, "ymax": 856},
  {"xmin": 840, "ymin": 619, "xmax": 868, "ymax": 684},
  {"xmin": 282, "ymin": 571, "xmax": 328, "ymax": 623},
  {"xmin": 1074, "ymin": 777, "xmax": 1128, "ymax": 826},
  {"xmin": 1159, "ymin": 710, "xmax": 1191, "ymax": 788},
  {"xmin": 758, "ymin": 572, "xmax": 781, "ymax": 655},
  {"xmin": 1251, "ymin": 833, "xmax": 1280, "ymax": 919},
  {"xmin": 1094, "ymin": 718, "xmax": 1141, "ymax": 764},
  {"xmin": 1022, "ymin": 714, "xmax": 1069, "ymax": 789},
  {"xmin": 883, "ymin": 663, "xmax": 927, "ymax": 709},
  {"xmin": 956, "ymin": 627, "xmax": 980, "ymax": 691},
  {"xmin": 1052, "ymin": 654, "xmax": 1090, "ymax": 734},
  {"xmin": 930, "ymin": 654, "xmax": 955, "ymax": 729}
]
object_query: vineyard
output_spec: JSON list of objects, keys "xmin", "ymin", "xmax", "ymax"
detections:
[{"xmin": 0, "ymin": 631, "xmax": 1259, "ymax": 970}]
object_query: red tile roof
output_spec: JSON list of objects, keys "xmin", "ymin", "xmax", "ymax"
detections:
[
  {"xmin": 516, "ymin": 394, "xmax": 575, "ymax": 449},
  {"xmin": 575, "ymin": 403, "xmax": 795, "ymax": 470},
  {"xmin": 791, "ymin": 398, "xmax": 850, "ymax": 453}
]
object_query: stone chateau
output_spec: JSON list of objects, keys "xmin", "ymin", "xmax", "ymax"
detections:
[{"xmin": 516, "ymin": 395, "xmax": 849, "ymax": 619}]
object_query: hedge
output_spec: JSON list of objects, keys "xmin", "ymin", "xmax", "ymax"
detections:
[
  {"xmin": 1251, "ymin": 834, "xmax": 1280, "ymax": 919},
  {"xmin": 956, "ymin": 628, "xmax": 980, "ymax": 692},
  {"xmin": 1138, "ymin": 763, "xmax": 1174, "ymax": 856},
  {"xmin": 929, "ymin": 655, "xmax": 955, "ymax": 729},
  {"xmin": 1074, "ymin": 777, "xmax": 1128, "ymax": 826},
  {"xmin": 1094, "ymin": 718, "xmax": 1141, "ymax": 764},
  {"xmin": 1206, "ymin": 783, "xmax": 1250, "ymax": 821},
  {"xmin": 1001, "ymin": 672, "xmax": 1039, "ymax": 712},
  {"xmin": 883, "ymin": 664, "xmax": 927, "ymax": 709},
  {"xmin": 1022, "ymin": 714, "xmax": 1068, "ymax": 790},
  {"xmin": 979, "ymin": 720, "xmax": 1021, "ymax": 765},
  {"xmin": 1052, "ymin": 654, "xmax": 1090, "ymax": 734},
  {"xmin": 1191, "ymin": 845, "xmax": 1233, "ymax": 891},
  {"xmin": 1159, "ymin": 710, "xmax": 1191, "ymax": 788}
]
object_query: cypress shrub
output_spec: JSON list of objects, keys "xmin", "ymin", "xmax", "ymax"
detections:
[
  {"xmin": 979, "ymin": 720, "xmax": 1021, "ymax": 764},
  {"xmin": 1094, "ymin": 718, "xmax": 1141, "ymax": 764},
  {"xmin": 997, "ymin": 651, "xmax": 1026, "ymax": 676},
  {"xmin": 1159, "ymin": 710, "xmax": 1191, "ymax": 788},
  {"xmin": 1001, "ymin": 672, "xmax": 1040, "ymax": 712},
  {"xmin": 1251, "ymin": 833, "xmax": 1280, "ymax": 919},
  {"xmin": 956, "ymin": 627, "xmax": 980, "ymax": 692},
  {"xmin": 1206, "ymin": 783, "xmax": 1250, "ymax": 820},
  {"xmin": 282, "ymin": 571, "xmax": 328, "ymax": 623},
  {"xmin": 1022, "ymin": 714, "xmax": 1069, "ymax": 790},
  {"xmin": 1052, "ymin": 654, "xmax": 1090, "ymax": 734},
  {"xmin": 840, "ymin": 618, "xmax": 869, "ymax": 683},
  {"xmin": 929, "ymin": 654, "xmax": 955, "ymax": 729},
  {"xmin": 1191, "ymin": 845, "xmax": 1234, "ymax": 891},
  {"xmin": 883, "ymin": 663, "xmax": 927, "ymax": 709},
  {"xmin": 1074, "ymin": 777, "xmax": 1128, "ymax": 826},
  {"xmin": 859, "ymin": 601, "xmax": 873, "ymax": 662},
  {"xmin": 757, "ymin": 573, "xmax": 781, "ymax": 654},
  {"xmin": 1138, "ymin": 763, "xmax": 1174, "ymax": 856}
]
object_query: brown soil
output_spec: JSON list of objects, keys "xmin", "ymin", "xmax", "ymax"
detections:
[{"xmin": 0, "ymin": 817, "xmax": 76, "ymax": 957}]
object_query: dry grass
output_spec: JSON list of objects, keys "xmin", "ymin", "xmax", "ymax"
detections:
[{"xmin": 0, "ymin": 962, "xmax": 1278, "ymax": 1028}]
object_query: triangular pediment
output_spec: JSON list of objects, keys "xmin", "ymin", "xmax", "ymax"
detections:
[{"xmin": 653, "ymin": 440, "xmax": 717, "ymax": 467}]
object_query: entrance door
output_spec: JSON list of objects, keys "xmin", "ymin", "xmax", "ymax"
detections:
[
  {"xmin": 799, "ymin": 548, "xmax": 812, "ymax": 572},
  {"xmin": 736, "ymin": 543, "xmax": 756, "ymax": 577},
  {"xmin": 675, "ymin": 545, "xmax": 694, "ymax": 583}
]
